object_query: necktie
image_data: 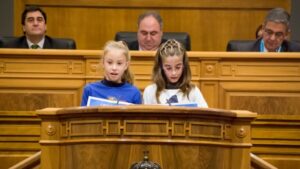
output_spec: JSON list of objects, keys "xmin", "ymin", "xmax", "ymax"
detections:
[{"xmin": 31, "ymin": 44, "xmax": 39, "ymax": 49}]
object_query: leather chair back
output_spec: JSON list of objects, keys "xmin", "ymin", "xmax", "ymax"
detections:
[
  {"xmin": 115, "ymin": 32, "xmax": 191, "ymax": 51},
  {"xmin": 0, "ymin": 36, "xmax": 76, "ymax": 49},
  {"xmin": 226, "ymin": 40, "xmax": 255, "ymax": 51}
]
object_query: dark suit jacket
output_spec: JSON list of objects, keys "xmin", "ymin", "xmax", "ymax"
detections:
[
  {"xmin": 227, "ymin": 38, "xmax": 300, "ymax": 52},
  {"xmin": 2, "ymin": 35, "xmax": 76, "ymax": 49},
  {"xmin": 128, "ymin": 39, "xmax": 167, "ymax": 50}
]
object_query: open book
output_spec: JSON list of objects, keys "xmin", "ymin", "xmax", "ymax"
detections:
[{"xmin": 87, "ymin": 96, "xmax": 132, "ymax": 106}]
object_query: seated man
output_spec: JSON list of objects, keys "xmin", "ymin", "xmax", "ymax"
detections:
[
  {"xmin": 3, "ymin": 6, "xmax": 76, "ymax": 49},
  {"xmin": 129, "ymin": 11, "xmax": 165, "ymax": 51},
  {"xmin": 227, "ymin": 8, "xmax": 300, "ymax": 52}
]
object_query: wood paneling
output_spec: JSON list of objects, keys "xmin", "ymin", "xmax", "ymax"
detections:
[
  {"xmin": 13, "ymin": 0, "xmax": 291, "ymax": 51},
  {"xmin": 1, "ymin": 49, "xmax": 300, "ymax": 168},
  {"xmin": 251, "ymin": 114, "xmax": 300, "ymax": 169},
  {"xmin": 0, "ymin": 111, "xmax": 40, "ymax": 169},
  {"xmin": 0, "ymin": 49, "xmax": 300, "ymax": 110},
  {"xmin": 37, "ymin": 106, "xmax": 256, "ymax": 169}
]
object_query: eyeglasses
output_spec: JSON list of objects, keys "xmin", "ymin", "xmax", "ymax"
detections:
[{"xmin": 264, "ymin": 28, "xmax": 285, "ymax": 39}]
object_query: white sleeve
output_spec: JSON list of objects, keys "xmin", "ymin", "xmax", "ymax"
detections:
[
  {"xmin": 191, "ymin": 87, "xmax": 209, "ymax": 108},
  {"xmin": 143, "ymin": 84, "xmax": 157, "ymax": 104}
]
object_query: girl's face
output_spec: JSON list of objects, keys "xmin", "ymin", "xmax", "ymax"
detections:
[
  {"xmin": 162, "ymin": 55, "xmax": 184, "ymax": 83},
  {"xmin": 103, "ymin": 49, "xmax": 128, "ymax": 83}
]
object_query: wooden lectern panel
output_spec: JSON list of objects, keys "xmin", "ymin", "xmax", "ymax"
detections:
[{"xmin": 37, "ymin": 106, "xmax": 256, "ymax": 169}]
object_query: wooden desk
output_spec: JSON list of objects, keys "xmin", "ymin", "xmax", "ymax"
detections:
[
  {"xmin": 0, "ymin": 49, "xmax": 300, "ymax": 169},
  {"xmin": 37, "ymin": 105, "xmax": 256, "ymax": 169},
  {"xmin": 1, "ymin": 49, "xmax": 300, "ymax": 110}
]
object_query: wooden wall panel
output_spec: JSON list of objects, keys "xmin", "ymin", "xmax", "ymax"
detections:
[
  {"xmin": 2, "ymin": 49, "xmax": 300, "ymax": 111},
  {"xmin": 0, "ymin": 51, "xmax": 86, "ymax": 112},
  {"xmin": 251, "ymin": 115, "xmax": 300, "ymax": 169},
  {"xmin": 13, "ymin": 0, "xmax": 291, "ymax": 51},
  {"xmin": 0, "ymin": 111, "xmax": 40, "ymax": 169},
  {"xmin": 201, "ymin": 82, "xmax": 219, "ymax": 108},
  {"xmin": 230, "ymin": 92, "xmax": 300, "ymax": 115},
  {"xmin": 0, "ymin": 88, "xmax": 79, "ymax": 111},
  {"xmin": 219, "ymin": 82, "xmax": 300, "ymax": 115}
]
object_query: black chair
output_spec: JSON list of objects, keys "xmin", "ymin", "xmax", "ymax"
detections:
[
  {"xmin": 0, "ymin": 36, "xmax": 16, "ymax": 47},
  {"xmin": 52, "ymin": 38, "xmax": 76, "ymax": 49},
  {"xmin": 0, "ymin": 36, "xmax": 76, "ymax": 49},
  {"xmin": 0, "ymin": 39, "xmax": 3, "ymax": 48},
  {"xmin": 226, "ymin": 40, "xmax": 255, "ymax": 51},
  {"xmin": 227, "ymin": 39, "xmax": 300, "ymax": 51},
  {"xmin": 115, "ymin": 32, "xmax": 191, "ymax": 51}
]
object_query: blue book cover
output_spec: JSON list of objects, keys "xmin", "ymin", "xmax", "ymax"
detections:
[
  {"xmin": 87, "ymin": 96, "xmax": 132, "ymax": 106},
  {"xmin": 158, "ymin": 102, "xmax": 198, "ymax": 107},
  {"xmin": 168, "ymin": 102, "xmax": 198, "ymax": 107}
]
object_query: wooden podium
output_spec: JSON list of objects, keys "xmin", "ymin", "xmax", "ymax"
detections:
[{"xmin": 37, "ymin": 105, "xmax": 256, "ymax": 169}]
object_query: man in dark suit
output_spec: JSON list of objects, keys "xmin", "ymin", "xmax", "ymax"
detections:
[
  {"xmin": 129, "ymin": 11, "xmax": 164, "ymax": 51},
  {"xmin": 3, "ymin": 6, "xmax": 76, "ymax": 49},
  {"xmin": 227, "ymin": 8, "xmax": 300, "ymax": 52}
]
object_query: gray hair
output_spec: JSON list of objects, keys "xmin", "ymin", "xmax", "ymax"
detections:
[
  {"xmin": 264, "ymin": 8, "xmax": 290, "ymax": 32},
  {"xmin": 137, "ymin": 11, "xmax": 163, "ymax": 30}
]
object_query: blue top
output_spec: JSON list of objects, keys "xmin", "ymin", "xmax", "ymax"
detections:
[{"xmin": 81, "ymin": 80, "xmax": 142, "ymax": 106}]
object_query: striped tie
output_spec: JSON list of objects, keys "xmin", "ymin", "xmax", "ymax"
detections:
[{"xmin": 31, "ymin": 44, "xmax": 39, "ymax": 49}]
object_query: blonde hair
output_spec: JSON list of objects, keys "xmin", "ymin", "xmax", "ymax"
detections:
[
  {"xmin": 102, "ymin": 41, "xmax": 134, "ymax": 84},
  {"xmin": 152, "ymin": 39, "xmax": 194, "ymax": 103}
]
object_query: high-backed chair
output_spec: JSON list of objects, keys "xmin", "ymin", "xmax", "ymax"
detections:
[
  {"xmin": 227, "ymin": 39, "xmax": 300, "ymax": 52},
  {"xmin": 52, "ymin": 38, "xmax": 76, "ymax": 49},
  {"xmin": 226, "ymin": 40, "xmax": 256, "ymax": 51},
  {"xmin": 115, "ymin": 32, "xmax": 191, "ymax": 51},
  {"xmin": 0, "ymin": 36, "xmax": 76, "ymax": 49},
  {"xmin": 0, "ymin": 38, "xmax": 3, "ymax": 48}
]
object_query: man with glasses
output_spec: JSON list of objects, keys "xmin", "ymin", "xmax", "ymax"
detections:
[
  {"xmin": 3, "ymin": 6, "xmax": 76, "ymax": 49},
  {"xmin": 227, "ymin": 8, "xmax": 300, "ymax": 52}
]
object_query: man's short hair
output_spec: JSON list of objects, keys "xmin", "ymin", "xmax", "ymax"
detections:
[
  {"xmin": 21, "ymin": 6, "xmax": 47, "ymax": 25},
  {"xmin": 264, "ymin": 8, "xmax": 290, "ymax": 31},
  {"xmin": 137, "ymin": 11, "xmax": 163, "ymax": 30}
]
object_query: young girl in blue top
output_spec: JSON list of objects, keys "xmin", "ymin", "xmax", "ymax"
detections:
[
  {"xmin": 81, "ymin": 41, "xmax": 142, "ymax": 106},
  {"xmin": 143, "ymin": 39, "xmax": 208, "ymax": 107}
]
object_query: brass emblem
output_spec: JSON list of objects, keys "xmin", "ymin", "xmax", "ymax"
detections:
[{"xmin": 130, "ymin": 151, "xmax": 161, "ymax": 169}]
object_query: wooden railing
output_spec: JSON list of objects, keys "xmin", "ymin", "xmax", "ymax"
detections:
[
  {"xmin": 251, "ymin": 153, "xmax": 278, "ymax": 169},
  {"xmin": 9, "ymin": 151, "xmax": 41, "ymax": 169}
]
